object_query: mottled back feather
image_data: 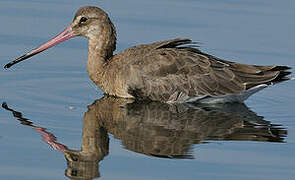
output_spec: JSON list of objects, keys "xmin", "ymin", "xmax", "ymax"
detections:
[{"xmin": 108, "ymin": 38, "xmax": 291, "ymax": 103}]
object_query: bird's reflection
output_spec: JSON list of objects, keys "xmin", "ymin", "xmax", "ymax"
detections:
[{"xmin": 2, "ymin": 96, "xmax": 287, "ymax": 179}]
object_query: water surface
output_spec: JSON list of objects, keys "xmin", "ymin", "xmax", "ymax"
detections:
[{"xmin": 0, "ymin": 0, "xmax": 294, "ymax": 180}]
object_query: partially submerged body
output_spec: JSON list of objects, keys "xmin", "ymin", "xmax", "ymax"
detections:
[
  {"xmin": 5, "ymin": 6, "xmax": 292, "ymax": 104},
  {"xmin": 97, "ymin": 38, "xmax": 291, "ymax": 103}
]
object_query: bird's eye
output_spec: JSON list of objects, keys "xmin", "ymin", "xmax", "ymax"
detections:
[{"xmin": 79, "ymin": 17, "xmax": 88, "ymax": 23}]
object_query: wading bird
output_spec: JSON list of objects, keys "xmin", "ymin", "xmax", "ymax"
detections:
[{"xmin": 5, "ymin": 6, "xmax": 292, "ymax": 103}]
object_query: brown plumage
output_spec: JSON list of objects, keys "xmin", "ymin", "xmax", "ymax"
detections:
[
  {"xmin": 5, "ymin": 6, "xmax": 292, "ymax": 103},
  {"xmin": 2, "ymin": 97, "xmax": 286, "ymax": 163}
]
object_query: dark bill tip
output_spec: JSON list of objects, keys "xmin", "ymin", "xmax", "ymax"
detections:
[
  {"xmin": 4, "ymin": 26, "xmax": 74, "ymax": 69},
  {"xmin": 4, "ymin": 62, "xmax": 15, "ymax": 69},
  {"xmin": 2, "ymin": 102, "xmax": 8, "ymax": 109},
  {"xmin": 4, "ymin": 52, "xmax": 36, "ymax": 69}
]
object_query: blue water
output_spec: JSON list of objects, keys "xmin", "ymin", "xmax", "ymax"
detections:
[{"xmin": 0, "ymin": 0, "xmax": 295, "ymax": 179}]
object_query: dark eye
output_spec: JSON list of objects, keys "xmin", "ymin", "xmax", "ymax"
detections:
[{"xmin": 79, "ymin": 17, "xmax": 88, "ymax": 23}]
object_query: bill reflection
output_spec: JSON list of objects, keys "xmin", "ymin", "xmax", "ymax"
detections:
[{"xmin": 2, "ymin": 97, "xmax": 287, "ymax": 179}]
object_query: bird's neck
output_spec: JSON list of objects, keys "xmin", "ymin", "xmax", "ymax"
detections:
[
  {"xmin": 88, "ymin": 34, "xmax": 116, "ymax": 61},
  {"xmin": 81, "ymin": 108, "xmax": 108, "ymax": 157},
  {"xmin": 87, "ymin": 19, "xmax": 117, "ymax": 64},
  {"xmin": 87, "ymin": 31, "xmax": 116, "ymax": 84}
]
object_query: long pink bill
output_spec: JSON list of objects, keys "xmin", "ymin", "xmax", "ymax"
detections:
[{"xmin": 4, "ymin": 26, "xmax": 75, "ymax": 69}]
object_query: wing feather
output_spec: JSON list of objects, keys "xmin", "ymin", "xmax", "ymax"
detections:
[{"xmin": 122, "ymin": 39, "xmax": 291, "ymax": 102}]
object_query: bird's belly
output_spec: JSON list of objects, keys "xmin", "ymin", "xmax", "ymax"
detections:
[{"xmin": 165, "ymin": 84, "xmax": 268, "ymax": 104}]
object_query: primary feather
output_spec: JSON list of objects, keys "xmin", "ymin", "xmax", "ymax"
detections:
[{"xmin": 110, "ymin": 38, "xmax": 291, "ymax": 103}]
